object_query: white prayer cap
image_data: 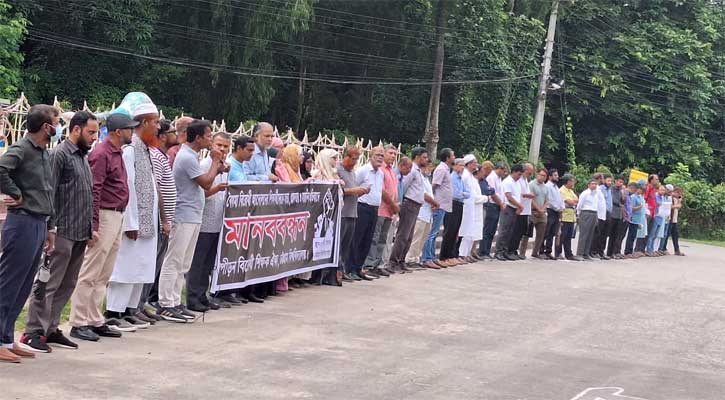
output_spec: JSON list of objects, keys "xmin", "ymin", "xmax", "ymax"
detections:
[
  {"xmin": 462, "ymin": 154, "xmax": 477, "ymax": 165},
  {"xmin": 665, "ymin": 184, "xmax": 674, "ymax": 191}
]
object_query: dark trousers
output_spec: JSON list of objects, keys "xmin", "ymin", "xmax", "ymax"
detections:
[
  {"xmin": 339, "ymin": 217, "xmax": 356, "ymax": 273},
  {"xmin": 542, "ymin": 209, "xmax": 561, "ymax": 255},
  {"xmin": 624, "ymin": 222, "xmax": 639, "ymax": 255},
  {"xmin": 661, "ymin": 222, "xmax": 680, "ymax": 253},
  {"xmin": 495, "ymin": 206, "xmax": 517, "ymax": 255},
  {"xmin": 508, "ymin": 214, "xmax": 529, "ymax": 255},
  {"xmin": 576, "ymin": 211, "xmax": 598, "ymax": 257},
  {"xmin": 592, "ymin": 217, "xmax": 611, "ymax": 256},
  {"xmin": 559, "ymin": 221, "xmax": 575, "ymax": 258},
  {"xmin": 636, "ymin": 215, "xmax": 653, "ymax": 252},
  {"xmin": 478, "ymin": 204, "xmax": 500, "ymax": 256},
  {"xmin": 608, "ymin": 218, "xmax": 628, "ymax": 256},
  {"xmin": 0, "ymin": 213, "xmax": 47, "ymax": 344},
  {"xmin": 389, "ymin": 199, "xmax": 421, "ymax": 266},
  {"xmin": 440, "ymin": 201, "xmax": 464, "ymax": 260},
  {"xmin": 186, "ymin": 232, "xmax": 220, "ymax": 306},
  {"xmin": 350, "ymin": 203, "xmax": 378, "ymax": 272},
  {"xmin": 143, "ymin": 231, "xmax": 169, "ymax": 305},
  {"xmin": 25, "ymin": 236, "xmax": 87, "ymax": 335}
]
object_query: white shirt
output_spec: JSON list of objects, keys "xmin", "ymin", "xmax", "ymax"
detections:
[
  {"xmin": 596, "ymin": 189, "xmax": 606, "ymax": 220},
  {"xmin": 577, "ymin": 188, "xmax": 600, "ymax": 214},
  {"xmin": 501, "ymin": 175, "xmax": 522, "ymax": 208},
  {"xmin": 486, "ymin": 171, "xmax": 503, "ymax": 205},
  {"xmin": 417, "ymin": 178, "xmax": 434, "ymax": 223},
  {"xmin": 546, "ymin": 181, "xmax": 564, "ymax": 212},
  {"xmin": 356, "ymin": 163, "xmax": 384, "ymax": 206},
  {"xmin": 502, "ymin": 175, "xmax": 522, "ymax": 208},
  {"xmin": 658, "ymin": 195, "xmax": 672, "ymax": 220},
  {"xmin": 519, "ymin": 177, "xmax": 532, "ymax": 216}
]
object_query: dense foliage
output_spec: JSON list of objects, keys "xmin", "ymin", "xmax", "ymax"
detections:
[{"xmin": 4, "ymin": 0, "xmax": 724, "ymax": 186}]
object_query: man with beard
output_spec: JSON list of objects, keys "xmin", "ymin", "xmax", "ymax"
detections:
[
  {"xmin": 20, "ymin": 111, "xmax": 98, "ymax": 352},
  {"xmin": 363, "ymin": 145, "xmax": 399, "ymax": 277},
  {"xmin": 105, "ymin": 94, "xmax": 168, "ymax": 331},
  {"xmin": 69, "ymin": 113, "xmax": 134, "ymax": 342},
  {"xmin": 166, "ymin": 116, "xmax": 193, "ymax": 169},
  {"xmin": 0, "ymin": 105, "xmax": 58, "ymax": 362}
]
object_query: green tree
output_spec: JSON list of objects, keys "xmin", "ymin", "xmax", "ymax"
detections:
[{"xmin": 0, "ymin": 0, "xmax": 27, "ymax": 97}]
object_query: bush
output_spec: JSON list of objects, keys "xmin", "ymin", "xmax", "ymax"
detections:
[{"xmin": 666, "ymin": 163, "xmax": 725, "ymax": 241}]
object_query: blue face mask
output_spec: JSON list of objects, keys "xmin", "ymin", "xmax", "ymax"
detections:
[{"xmin": 55, "ymin": 125, "xmax": 63, "ymax": 137}]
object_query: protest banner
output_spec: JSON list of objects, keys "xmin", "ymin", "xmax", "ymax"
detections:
[
  {"xmin": 629, "ymin": 169, "xmax": 648, "ymax": 183},
  {"xmin": 211, "ymin": 183, "xmax": 341, "ymax": 292}
]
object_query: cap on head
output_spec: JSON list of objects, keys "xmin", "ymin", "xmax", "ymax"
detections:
[
  {"xmin": 106, "ymin": 113, "xmax": 139, "ymax": 131},
  {"xmin": 665, "ymin": 184, "xmax": 674, "ymax": 191},
  {"xmin": 454, "ymin": 158, "xmax": 465, "ymax": 165},
  {"xmin": 462, "ymin": 154, "xmax": 476, "ymax": 165}
]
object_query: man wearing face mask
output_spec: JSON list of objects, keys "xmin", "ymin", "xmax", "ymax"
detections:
[
  {"xmin": 0, "ymin": 104, "xmax": 59, "ymax": 363},
  {"xmin": 20, "ymin": 111, "xmax": 98, "ymax": 353},
  {"xmin": 69, "ymin": 113, "xmax": 135, "ymax": 342},
  {"xmin": 105, "ymin": 94, "xmax": 169, "ymax": 332}
]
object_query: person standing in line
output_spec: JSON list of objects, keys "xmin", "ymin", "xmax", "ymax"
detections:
[
  {"xmin": 593, "ymin": 173, "xmax": 614, "ymax": 260},
  {"xmin": 623, "ymin": 182, "xmax": 644, "ymax": 258},
  {"xmin": 646, "ymin": 184, "xmax": 669, "ymax": 256},
  {"xmin": 472, "ymin": 161, "xmax": 495, "ymax": 260},
  {"xmin": 166, "ymin": 116, "xmax": 193, "ymax": 169},
  {"xmin": 381, "ymin": 158, "xmax": 413, "ymax": 274},
  {"xmin": 657, "ymin": 184, "xmax": 675, "ymax": 255},
  {"xmin": 478, "ymin": 162, "xmax": 506, "ymax": 260},
  {"xmin": 495, "ymin": 164, "xmax": 524, "ymax": 261},
  {"xmin": 157, "ymin": 120, "xmax": 223, "ymax": 322},
  {"xmin": 0, "ymin": 104, "xmax": 58, "ymax": 363},
  {"xmin": 576, "ymin": 179, "xmax": 601, "ymax": 261},
  {"xmin": 406, "ymin": 161, "xmax": 437, "ymax": 268},
  {"xmin": 512, "ymin": 163, "xmax": 535, "ymax": 260},
  {"xmin": 337, "ymin": 146, "xmax": 369, "ymax": 282},
  {"xmin": 529, "ymin": 168, "xmax": 550, "ymax": 259},
  {"xmin": 420, "ymin": 148, "xmax": 455, "ymax": 269},
  {"xmin": 347, "ymin": 147, "xmax": 384, "ymax": 281},
  {"xmin": 105, "ymin": 96, "xmax": 165, "ymax": 332},
  {"xmin": 457, "ymin": 155, "xmax": 486, "ymax": 261},
  {"xmin": 363, "ymin": 145, "xmax": 400, "ymax": 277},
  {"xmin": 138, "ymin": 119, "xmax": 176, "ymax": 320},
  {"xmin": 186, "ymin": 132, "xmax": 231, "ymax": 312},
  {"xmin": 637, "ymin": 174, "xmax": 659, "ymax": 253},
  {"xmin": 557, "ymin": 174, "xmax": 580, "ymax": 261},
  {"xmin": 389, "ymin": 148, "xmax": 435, "ymax": 272},
  {"xmin": 243, "ymin": 122, "xmax": 278, "ymax": 182},
  {"xmin": 665, "ymin": 186, "xmax": 685, "ymax": 256},
  {"xmin": 68, "ymin": 113, "xmax": 135, "ymax": 342},
  {"xmin": 607, "ymin": 175, "xmax": 628, "ymax": 259},
  {"xmin": 311, "ymin": 148, "xmax": 345, "ymax": 285},
  {"xmin": 440, "ymin": 158, "xmax": 469, "ymax": 266},
  {"xmin": 21, "ymin": 111, "xmax": 98, "ymax": 352},
  {"xmin": 542, "ymin": 169, "xmax": 563, "ymax": 260}
]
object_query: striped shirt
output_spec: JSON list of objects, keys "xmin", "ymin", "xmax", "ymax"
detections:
[
  {"xmin": 49, "ymin": 139, "xmax": 93, "ymax": 241},
  {"xmin": 150, "ymin": 147, "xmax": 176, "ymax": 224}
]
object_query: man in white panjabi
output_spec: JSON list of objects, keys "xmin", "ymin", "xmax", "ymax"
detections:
[
  {"xmin": 104, "ymin": 94, "xmax": 163, "ymax": 332},
  {"xmin": 457, "ymin": 154, "xmax": 487, "ymax": 260}
]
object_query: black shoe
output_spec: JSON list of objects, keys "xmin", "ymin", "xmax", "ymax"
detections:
[
  {"xmin": 566, "ymin": 256, "xmax": 583, "ymax": 262},
  {"xmin": 399, "ymin": 265, "xmax": 414, "ymax": 273},
  {"xmin": 495, "ymin": 253, "xmax": 508, "ymax": 261},
  {"xmin": 218, "ymin": 294, "xmax": 243, "ymax": 306},
  {"xmin": 358, "ymin": 272, "xmax": 374, "ymax": 281},
  {"xmin": 342, "ymin": 273, "xmax": 355, "ymax": 282},
  {"xmin": 478, "ymin": 254, "xmax": 493, "ymax": 260},
  {"xmin": 504, "ymin": 253, "xmax": 519, "ymax": 261},
  {"xmin": 517, "ymin": 254, "xmax": 527, "ymax": 260},
  {"xmin": 204, "ymin": 299, "xmax": 221, "ymax": 310},
  {"xmin": 211, "ymin": 297, "xmax": 232, "ymax": 308},
  {"xmin": 373, "ymin": 268, "xmax": 390, "ymax": 277},
  {"xmin": 600, "ymin": 255, "xmax": 611, "ymax": 260},
  {"xmin": 46, "ymin": 329, "xmax": 78, "ymax": 349},
  {"xmin": 157, "ymin": 307, "xmax": 188, "ymax": 323},
  {"xmin": 245, "ymin": 293, "xmax": 264, "ymax": 303},
  {"xmin": 91, "ymin": 324, "xmax": 122, "ymax": 338},
  {"xmin": 176, "ymin": 305, "xmax": 197, "ymax": 321},
  {"xmin": 70, "ymin": 326, "xmax": 100, "ymax": 342},
  {"xmin": 19, "ymin": 332, "xmax": 51, "ymax": 353},
  {"xmin": 349, "ymin": 272, "xmax": 363, "ymax": 281},
  {"xmin": 582, "ymin": 255, "xmax": 594, "ymax": 261},
  {"xmin": 187, "ymin": 303, "xmax": 210, "ymax": 313}
]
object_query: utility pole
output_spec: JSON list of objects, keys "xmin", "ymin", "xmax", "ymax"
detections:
[
  {"xmin": 528, "ymin": 0, "xmax": 561, "ymax": 164},
  {"xmin": 423, "ymin": 0, "xmax": 447, "ymax": 160}
]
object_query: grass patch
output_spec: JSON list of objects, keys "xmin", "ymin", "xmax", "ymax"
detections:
[
  {"xmin": 15, "ymin": 303, "xmax": 72, "ymax": 333},
  {"xmin": 682, "ymin": 238, "xmax": 725, "ymax": 248}
]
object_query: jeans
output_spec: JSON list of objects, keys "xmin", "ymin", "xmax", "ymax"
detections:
[
  {"xmin": 559, "ymin": 221, "xmax": 575, "ymax": 258},
  {"xmin": 542, "ymin": 209, "xmax": 561, "ymax": 255},
  {"xmin": 421, "ymin": 209, "xmax": 445, "ymax": 262},
  {"xmin": 664, "ymin": 222, "xmax": 680, "ymax": 253},
  {"xmin": 646, "ymin": 216, "xmax": 664, "ymax": 253},
  {"xmin": 478, "ymin": 204, "xmax": 500, "ymax": 257},
  {"xmin": 624, "ymin": 222, "xmax": 639, "ymax": 255}
]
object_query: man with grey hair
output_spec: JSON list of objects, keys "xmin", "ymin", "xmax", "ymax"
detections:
[
  {"xmin": 363, "ymin": 144, "xmax": 400, "ymax": 277},
  {"xmin": 166, "ymin": 116, "xmax": 193, "ymax": 169},
  {"xmin": 349, "ymin": 146, "xmax": 385, "ymax": 280},
  {"xmin": 337, "ymin": 146, "xmax": 369, "ymax": 281},
  {"xmin": 243, "ymin": 122, "xmax": 278, "ymax": 182}
]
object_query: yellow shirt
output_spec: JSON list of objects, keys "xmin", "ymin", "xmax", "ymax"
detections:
[{"xmin": 560, "ymin": 186, "xmax": 578, "ymax": 222}]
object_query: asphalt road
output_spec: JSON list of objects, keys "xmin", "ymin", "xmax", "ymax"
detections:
[{"xmin": 2, "ymin": 241, "xmax": 724, "ymax": 400}]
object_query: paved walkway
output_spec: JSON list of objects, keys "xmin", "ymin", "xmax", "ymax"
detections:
[{"xmin": 3, "ymin": 241, "xmax": 725, "ymax": 400}]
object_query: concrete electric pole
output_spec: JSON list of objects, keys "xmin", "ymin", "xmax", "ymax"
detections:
[{"xmin": 528, "ymin": 0, "xmax": 561, "ymax": 165}]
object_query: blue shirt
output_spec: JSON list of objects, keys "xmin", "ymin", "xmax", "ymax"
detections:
[
  {"xmin": 479, "ymin": 177, "xmax": 494, "ymax": 198},
  {"xmin": 630, "ymin": 193, "xmax": 645, "ymax": 225},
  {"xmin": 599, "ymin": 184, "xmax": 612, "ymax": 213},
  {"xmin": 243, "ymin": 143, "xmax": 271, "ymax": 182},
  {"xmin": 228, "ymin": 156, "xmax": 248, "ymax": 183},
  {"xmin": 451, "ymin": 171, "xmax": 470, "ymax": 202}
]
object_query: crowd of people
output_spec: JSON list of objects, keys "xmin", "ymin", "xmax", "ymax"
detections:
[{"xmin": 0, "ymin": 93, "xmax": 687, "ymax": 364}]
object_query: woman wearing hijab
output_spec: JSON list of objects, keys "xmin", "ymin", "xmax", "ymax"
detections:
[
  {"xmin": 300, "ymin": 151, "xmax": 314, "ymax": 181},
  {"xmin": 308, "ymin": 149, "xmax": 344, "ymax": 286}
]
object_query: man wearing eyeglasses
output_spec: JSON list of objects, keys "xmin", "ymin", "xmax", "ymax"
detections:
[{"xmin": 0, "ymin": 104, "xmax": 59, "ymax": 363}]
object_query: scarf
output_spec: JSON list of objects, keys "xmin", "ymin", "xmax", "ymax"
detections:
[
  {"xmin": 312, "ymin": 149, "xmax": 339, "ymax": 182},
  {"xmin": 131, "ymin": 134, "xmax": 156, "ymax": 237},
  {"xmin": 281, "ymin": 144, "xmax": 303, "ymax": 183}
]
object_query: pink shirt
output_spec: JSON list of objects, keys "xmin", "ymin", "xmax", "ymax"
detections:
[{"xmin": 378, "ymin": 162, "xmax": 399, "ymax": 218}]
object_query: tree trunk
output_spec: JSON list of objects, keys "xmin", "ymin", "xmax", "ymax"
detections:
[
  {"xmin": 423, "ymin": 0, "xmax": 447, "ymax": 160},
  {"xmin": 295, "ymin": 47, "xmax": 306, "ymax": 135}
]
